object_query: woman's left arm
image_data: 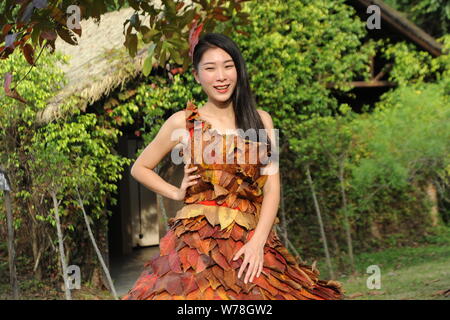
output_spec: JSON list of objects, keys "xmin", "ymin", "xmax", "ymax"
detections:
[{"xmin": 233, "ymin": 110, "xmax": 280, "ymax": 284}]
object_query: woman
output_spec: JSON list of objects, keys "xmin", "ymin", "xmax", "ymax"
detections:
[{"xmin": 121, "ymin": 33, "xmax": 344, "ymax": 300}]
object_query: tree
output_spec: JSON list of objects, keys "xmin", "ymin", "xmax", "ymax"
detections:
[{"xmin": 1, "ymin": 0, "xmax": 252, "ymax": 103}]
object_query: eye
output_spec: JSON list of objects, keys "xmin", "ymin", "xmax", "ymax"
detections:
[
  {"xmin": 206, "ymin": 68, "xmax": 214, "ymax": 70},
  {"xmin": 226, "ymin": 65, "xmax": 234, "ymax": 68}
]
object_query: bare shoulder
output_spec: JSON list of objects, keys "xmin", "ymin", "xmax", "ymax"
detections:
[
  {"xmin": 164, "ymin": 110, "xmax": 186, "ymax": 130},
  {"xmin": 256, "ymin": 108, "xmax": 274, "ymax": 129}
]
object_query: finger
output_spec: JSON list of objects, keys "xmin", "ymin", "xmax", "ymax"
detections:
[
  {"xmin": 184, "ymin": 165, "xmax": 197, "ymax": 174},
  {"xmin": 249, "ymin": 260, "xmax": 259, "ymax": 283},
  {"xmin": 252, "ymin": 260, "xmax": 263, "ymax": 282},
  {"xmin": 233, "ymin": 248, "xmax": 243, "ymax": 261},
  {"xmin": 238, "ymin": 257, "xmax": 249, "ymax": 279},
  {"xmin": 188, "ymin": 174, "xmax": 201, "ymax": 180},
  {"xmin": 244, "ymin": 260, "xmax": 255, "ymax": 283},
  {"xmin": 257, "ymin": 260, "xmax": 263, "ymax": 278}
]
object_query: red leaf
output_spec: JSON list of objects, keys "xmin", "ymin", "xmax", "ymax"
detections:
[
  {"xmin": 180, "ymin": 273, "xmax": 198, "ymax": 295},
  {"xmin": 186, "ymin": 247, "xmax": 199, "ymax": 268},
  {"xmin": 4, "ymin": 73, "xmax": 28, "ymax": 104},
  {"xmin": 150, "ymin": 255, "xmax": 171, "ymax": 276},
  {"xmin": 188, "ymin": 20, "xmax": 203, "ymax": 58},
  {"xmin": 159, "ymin": 229, "xmax": 176, "ymax": 255},
  {"xmin": 164, "ymin": 273, "xmax": 184, "ymax": 295},
  {"xmin": 168, "ymin": 250, "xmax": 182, "ymax": 273}
]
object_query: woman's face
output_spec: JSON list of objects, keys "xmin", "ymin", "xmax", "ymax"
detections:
[{"xmin": 193, "ymin": 47, "xmax": 237, "ymax": 104}]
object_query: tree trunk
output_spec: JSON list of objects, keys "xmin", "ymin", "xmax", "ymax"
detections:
[
  {"xmin": 50, "ymin": 190, "xmax": 71, "ymax": 300},
  {"xmin": 305, "ymin": 164, "xmax": 335, "ymax": 279},
  {"xmin": 76, "ymin": 188, "xmax": 118, "ymax": 299},
  {"xmin": 338, "ymin": 159, "xmax": 355, "ymax": 272},
  {"xmin": 5, "ymin": 190, "xmax": 19, "ymax": 299},
  {"xmin": 425, "ymin": 180, "xmax": 440, "ymax": 227}
]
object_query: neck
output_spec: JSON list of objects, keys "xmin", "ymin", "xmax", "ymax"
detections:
[{"xmin": 204, "ymin": 99, "xmax": 234, "ymax": 118}]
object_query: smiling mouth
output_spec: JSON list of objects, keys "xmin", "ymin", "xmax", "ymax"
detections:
[{"xmin": 213, "ymin": 84, "xmax": 230, "ymax": 90}]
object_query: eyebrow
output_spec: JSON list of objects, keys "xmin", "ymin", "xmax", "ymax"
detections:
[{"xmin": 202, "ymin": 59, "xmax": 234, "ymax": 66}]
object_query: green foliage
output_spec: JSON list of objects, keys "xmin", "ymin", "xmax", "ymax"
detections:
[
  {"xmin": 231, "ymin": 0, "xmax": 371, "ymax": 133},
  {"xmin": 0, "ymin": 47, "xmax": 132, "ymax": 285},
  {"xmin": 352, "ymin": 82, "xmax": 450, "ymax": 195},
  {"xmin": 384, "ymin": 0, "xmax": 450, "ymax": 38}
]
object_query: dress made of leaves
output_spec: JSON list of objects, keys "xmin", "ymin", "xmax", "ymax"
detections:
[{"xmin": 121, "ymin": 101, "xmax": 345, "ymax": 300}]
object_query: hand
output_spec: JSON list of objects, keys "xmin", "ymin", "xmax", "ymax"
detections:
[
  {"xmin": 232, "ymin": 237, "xmax": 265, "ymax": 284},
  {"xmin": 173, "ymin": 163, "xmax": 201, "ymax": 201}
]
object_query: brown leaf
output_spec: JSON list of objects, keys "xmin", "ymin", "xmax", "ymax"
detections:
[
  {"xmin": 347, "ymin": 292, "xmax": 364, "ymax": 299},
  {"xmin": 198, "ymin": 223, "xmax": 216, "ymax": 239},
  {"xmin": 196, "ymin": 254, "xmax": 212, "ymax": 273},
  {"xmin": 222, "ymin": 268, "xmax": 241, "ymax": 294},
  {"xmin": 178, "ymin": 247, "xmax": 191, "ymax": 272},
  {"xmin": 230, "ymin": 224, "xmax": 245, "ymax": 241},
  {"xmin": 22, "ymin": 43, "xmax": 35, "ymax": 66}
]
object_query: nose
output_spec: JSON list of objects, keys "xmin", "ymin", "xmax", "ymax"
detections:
[{"xmin": 216, "ymin": 66, "xmax": 227, "ymax": 81}]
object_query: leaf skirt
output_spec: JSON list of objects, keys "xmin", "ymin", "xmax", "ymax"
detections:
[{"xmin": 120, "ymin": 202, "xmax": 345, "ymax": 300}]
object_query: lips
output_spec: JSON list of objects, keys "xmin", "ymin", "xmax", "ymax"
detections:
[{"xmin": 213, "ymin": 84, "xmax": 230, "ymax": 93}]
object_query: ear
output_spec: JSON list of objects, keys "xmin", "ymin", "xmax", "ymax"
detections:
[{"xmin": 192, "ymin": 68, "xmax": 200, "ymax": 83}]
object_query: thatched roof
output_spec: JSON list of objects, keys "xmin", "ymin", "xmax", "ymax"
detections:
[
  {"xmin": 351, "ymin": 0, "xmax": 443, "ymax": 57},
  {"xmin": 36, "ymin": 7, "xmax": 153, "ymax": 125}
]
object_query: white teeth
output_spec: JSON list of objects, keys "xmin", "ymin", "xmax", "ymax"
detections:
[{"xmin": 214, "ymin": 85, "xmax": 229, "ymax": 89}]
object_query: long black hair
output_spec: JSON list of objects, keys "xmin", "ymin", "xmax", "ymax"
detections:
[{"xmin": 192, "ymin": 33, "xmax": 270, "ymax": 146}]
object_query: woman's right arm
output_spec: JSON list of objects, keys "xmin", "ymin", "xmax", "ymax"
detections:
[{"xmin": 130, "ymin": 110, "xmax": 199, "ymax": 201}]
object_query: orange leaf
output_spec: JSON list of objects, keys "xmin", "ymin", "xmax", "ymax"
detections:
[
  {"xmin": 266, "ymin": 273, "xmax": 292, "ymax": 293},
  {"xmin": 217, "ymin": 238, "xmax": 235, "ymax": 262},
  {"xmin": 196, "ymin": 254, "xmax": 210, "ymax": 273},
  {"xmin": 202, "ymin": 287, "xmax": 215, "ymax": 299},
  {"xmin": 195, "ymin": 273, "xmax": 210, "ymax": 293},
  {"xmin": 251, "ymin": 274, "xmax": 278, "ymax": 296},
  {"xmin": 198, "ymin": 237, "xmax": 212, "ymax": 255},
  {"xmin": 211, "ymin": 246, "xmax": 231, "ymax": 270},
  {"xmin": 263, "ymin": 251, "xmax": 286, "ymax": 273}
]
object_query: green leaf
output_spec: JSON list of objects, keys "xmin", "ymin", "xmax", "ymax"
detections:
[{"xmin": 143, "ymin": 43, "xmax": 156, "ymax": 76}]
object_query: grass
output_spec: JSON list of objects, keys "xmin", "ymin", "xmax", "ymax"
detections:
[{"xmin": 314, "ymin": 226, "xmax": 450, "ymax": 300}]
